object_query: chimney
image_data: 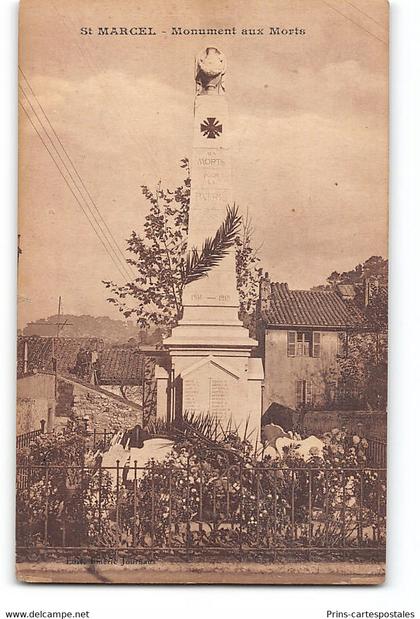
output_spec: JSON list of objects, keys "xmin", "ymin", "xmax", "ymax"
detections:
[
  {"xmin": 336, "ymin": 283, "xmax": 356, "ymax": 301},
  {"xmin": 23, "ymin": 340, "xmax": 28, "ymax": 374},
  {"xmin": 363, "ymin": 277, "xmax": 372, "ymax": 307},
  {"xmin": 259, "ymin": 272, "xmax": 271, "ymax": 313}
]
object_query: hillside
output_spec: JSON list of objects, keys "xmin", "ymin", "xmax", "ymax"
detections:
[{"xmin": 23, "ymin": 314, "xmax": 141, "ymax": 343}]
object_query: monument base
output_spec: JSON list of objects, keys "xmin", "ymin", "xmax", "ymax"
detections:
[{"xmin": 156, "ymin": 315, "xmax": 264, "ymax": 445}]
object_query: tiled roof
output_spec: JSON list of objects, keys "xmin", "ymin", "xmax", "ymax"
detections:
[
  {"xmin": 17, "ymin": 336, "xmax": 103, "ymax": 376},
  {"xmin": 17, "ymin": 337, "xmax": 155, "ymax": 384},
  {"xmin": 261, "ymin": 283, "xmax": 364, "ymax": 329},
  {"xmin": 99, "ymin": 349, "xmax": 153, "ymax": 385}
]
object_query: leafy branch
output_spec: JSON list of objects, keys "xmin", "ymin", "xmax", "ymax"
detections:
[
  {"xmin": 103, "ymin": 161, "xmax": 260, "ymax": 333},
  {"xmin": 182, "ymin": 205, "xmax": 241, "ymax": 285}
]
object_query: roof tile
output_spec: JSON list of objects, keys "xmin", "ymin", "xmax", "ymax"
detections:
[
  {"xmin": 262, "ymin": 283, "xmax": 364, "ymax": 328},
  {"xmin": 17, "ymin": 337, "xmax": 154, "ymax": 384}
]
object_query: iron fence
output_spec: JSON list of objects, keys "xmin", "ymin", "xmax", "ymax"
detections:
[
  {"xmin": 84, "ymin": 428, "xmax": 113, "ymax": 452},
  {"xmin": 16, "ymin": 420, "xmax": 46, "ymax": 449},
  {"xmin": 16, "ymin": 461, "xmax": 386, "ymax": 562},
  {"xmin": 366, "ymin": 437, "xmax": 386, "ymax": 468}
]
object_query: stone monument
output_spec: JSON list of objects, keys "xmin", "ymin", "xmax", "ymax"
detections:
[{"xmin": 156, "ymin": 47, "xmax": 264, "ymax": 443}]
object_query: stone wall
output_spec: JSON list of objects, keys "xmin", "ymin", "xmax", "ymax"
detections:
[
  {"xmin": 70, "ymin": 383, "xmax": 141, "ymax": 432},
  {"xmin": 16, "ymin": 397, "xmax": 48, "ymax": 435},
  {"xmin": 17, "ymin": 373, "xmax": 56, "ymax": 432},
  {"xmin": 262, "ymin": 405, "xmax": 387, "ymax": 441}
]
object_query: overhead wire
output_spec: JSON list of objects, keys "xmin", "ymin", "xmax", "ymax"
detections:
[
  {"xmin": 19, "ymin": 83, "xmax": 133, "ymax": 281},
  {"xmin": 342, "ymin": 0, "xmax": 387, "ymax": 32},
  {"xmin": 19, "ymin": 66, "xmax": 137, "ymax": 280},
  {"xmin": 50, "ymin": 1, "xmax": 161, "ymax": 177},
  {"xmin": 321, "ymin": 0, "xmax": 387, "ymax": 45},
  {"xmin": 19, "ymin": 97, "xmax": 130, "ymax": 282}
]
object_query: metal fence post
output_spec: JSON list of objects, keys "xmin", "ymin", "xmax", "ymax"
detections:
[
  {"xmin": 98, "ymin": 463, "xmax": 102, "ymax": 540},
  {"xmin": 325, "ymin": 469, "xmax": 330, "ymax": 547},
  {"xmin": 341, "ymin": 470, "xmax": 346, "ymax": 547},
  {"xmin": 291, "ymin": 469, "xmax": 295, "ymax": 542},
  {"xmin": 377, "ymin": 471, "xmax": 381, "ymax": 546},
  {"xmin": 168, "ymin": 465, "xmax": 173, "ymax": 548},
  {"xmin": 358, "ymin": 470, "xmax": 364, "ymax": 545},
  {"xmin": 43, "ymin": 463, "xmax": 49, "ymax": 545},
  {"xmin": 198, "ymin": 463, "xmax": 203, "ymax": 542},
  {"xmin": 151, "ymin": 460, "xmax": 156, "ymax": 556},
  {"xmin": 28, "ymin": 465, "xmax": 33, "ymax": 547},
  {"xmin": 133, "ymin": 460, "xmax": 138, "ymax": 547},
  {"xmin": 273, "ymin": 469, "xmax": 278, "ymax": 560},
  {"xmin": 186, "ymin": 457, "xmax": 191, "ymax": 560},
  {"xmin": 308, "ymin": 469, "xmax": 312, "ymax": 556},
  {"xmin": 116, "ymin": 460, "xmax": 120, "ymax": 546},
  {"xmin": 256, "ymin": 468, "xmax": 261, "ymax": 546}
]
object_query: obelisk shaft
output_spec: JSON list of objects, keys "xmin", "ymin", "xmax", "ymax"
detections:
[{"xmin": 182, "ymin": 49, "xmax": 239, "ymax": 320}]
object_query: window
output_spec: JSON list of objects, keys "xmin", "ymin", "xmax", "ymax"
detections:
[
  {"xmin": 287, "ymin": 331, "xmax": 321, "ymax": 357},
  {"xmin": 296, "ymin": 379, "xmax": 313, "ymax": 408},
  {"xmin": 297, "ymin": 332, "xmax": 311, "ymax": 356}
]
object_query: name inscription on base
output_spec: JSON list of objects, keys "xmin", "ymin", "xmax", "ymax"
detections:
[{"xmin": 183, "ymin": 376, "xmax": 231, "ymax": 421}]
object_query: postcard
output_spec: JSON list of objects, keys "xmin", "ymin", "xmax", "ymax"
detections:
[{"xmin": 17, "ymin": 0, "xmax": 388, "ymax": 584}]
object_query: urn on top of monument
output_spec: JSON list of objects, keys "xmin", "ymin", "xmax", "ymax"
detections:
[{"xmin": 195, "ymin": 47, "xmax": 226, "ymax": 95}]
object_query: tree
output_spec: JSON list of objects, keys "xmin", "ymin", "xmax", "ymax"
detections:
[
  {"xmin": 312, "ymin": 257, "xmax": 388, "ymax": 410},
  {"xmin": 104, "ymin": 159, "xmax": 260, "ymax": 334},
  {"xmin": 337, "ymin": 330, "xmax": 387, "ymax": 410},
  {"xmin": 23, "ymin": 314, "xmax": 141, "ymax": 342},
  {"xmin": 235, "ymin": 210, "xmax": 261, "ymax": 337},
  {"xmin": 314, "ymin": 256, "xmax": 388, "ymax": 315}
]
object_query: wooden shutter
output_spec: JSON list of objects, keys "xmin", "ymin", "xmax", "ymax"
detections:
[
  {"xmin": 305, "ymin": 380, "xmax": 313, "ymax": 405},
  {"xmin": 312, "ymin": 332, "xmax": 321, "ymax": 358},
  {"xmin": 296, "ymin": 332, "xmax": 303, "ymax": 356},
  {"xmin": 287, "ymin": 331, "xmax": 296, "ymax": 357},
  {"xmin": 296, "ymin": 380, "xmax": 303, "ymax": 407},
  {"xmin": 303, "ymin": 332, "xmax": 311, "ymax": 356}
]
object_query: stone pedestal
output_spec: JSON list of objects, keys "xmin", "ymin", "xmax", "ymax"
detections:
[{"xmin": 156, "ymin": 48, "xmax": 264, "ymax": 443}]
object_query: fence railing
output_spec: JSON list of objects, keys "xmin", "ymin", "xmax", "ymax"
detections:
[
  {"xmin": 16, "ymin": 462, "xmax": 386, "ymax": 562},
  {"xmin": 16, "ymin": 420, "xmax": 46, "ymax": 449},
  {"xmin": 84, "ymin": 428, "xmax": 113, "ymax": 452},
  {"xmin": 366, "ymin": 437, "xmax": 386, "ymax": 468}
]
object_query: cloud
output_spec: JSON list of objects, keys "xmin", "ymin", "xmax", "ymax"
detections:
[{"xmin": 19, "ymin": 58, "xmax": 387, "ymax": 325}]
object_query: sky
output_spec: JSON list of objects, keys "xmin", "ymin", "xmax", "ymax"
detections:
[{"xmin": 18, "ymin": 0, "xmax": 388, "ymax": 328}]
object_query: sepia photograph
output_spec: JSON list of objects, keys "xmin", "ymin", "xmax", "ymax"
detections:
[{"xmin": 16, "ymin": 0, "xmax": 388, "ymax": 585}]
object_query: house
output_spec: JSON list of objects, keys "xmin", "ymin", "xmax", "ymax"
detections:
[
  {"xmin": 257, "ymin": 276, "xmax": 365, "ymax": 414},
  {"xmin": 17, "ymin": 372, "xmax": 55, "ymax": 435},
  {"xmin": 17, "ymin": 336, "xmax": 156, "ymax": 433},
  {"xmin": 17, "ymin": 336, "xmax": 103, "ymax": 378},
  {"xmin": 17, "ymin": 336, "xmax": 155, "ymax": 388}
]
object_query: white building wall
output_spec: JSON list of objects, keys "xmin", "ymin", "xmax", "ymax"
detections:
[{"xmin": 263, "ymin": 329, "xmax": 340, "ymax": 412}]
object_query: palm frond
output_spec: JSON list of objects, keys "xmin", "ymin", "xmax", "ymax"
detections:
[{"xmin": 182, "ymin": 204, "xmax": 241, "ymax": 285}]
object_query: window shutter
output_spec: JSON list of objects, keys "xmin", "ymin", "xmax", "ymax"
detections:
[
  {"xmin": 296, "ymin": 380, "xmax": 303, "ymax": 407},
  {"xmin": 312, "ymin": 332, "xmax": 321, "ymax": 358},
  {"xmin": 303, "ymin": 332, "xmax": 311, "ymax": 356},
  {"xmin": 287, "ymin": 331, "xmax": 296, "ymax": 357},
  {"xmin": 305, "ymin": 380, "xmax": 313, "ymax": 405}
]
